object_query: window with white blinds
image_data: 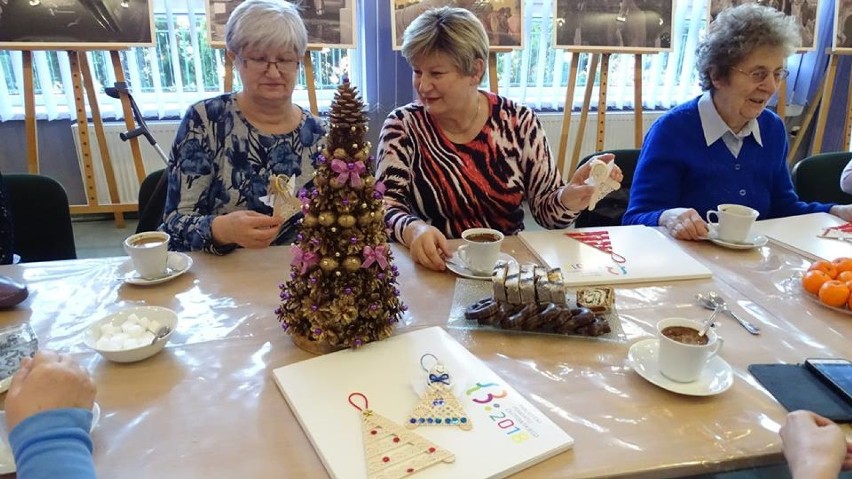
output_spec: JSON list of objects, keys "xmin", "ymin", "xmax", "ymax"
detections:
[
  {"xmin": 0, "ymin": 0, "xmax": 358, "ymax": 122},
  {"xmin": 0, "ymin": 0, "xmax": 706, "ymax": 123},
  {"xmin": 501, "ymin": 0, "xmax": 704, "ymax": 110}
]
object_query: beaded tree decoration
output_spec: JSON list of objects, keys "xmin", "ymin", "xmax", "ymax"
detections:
[{"xmin": 276, "ymin": 80, "xmax": 406, "ymax": 351}]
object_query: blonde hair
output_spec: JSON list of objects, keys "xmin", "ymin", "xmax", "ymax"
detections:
[{"xmin": 401, "ymin": 7, "xmax": 488, "ymax": 80}]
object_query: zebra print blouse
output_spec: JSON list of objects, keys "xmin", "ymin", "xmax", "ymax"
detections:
[{"xmin": 376, "ymin": 91, "xmax": 579, "ymax": 243}]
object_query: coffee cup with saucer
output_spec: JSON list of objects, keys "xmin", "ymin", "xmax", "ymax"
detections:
[{"xmin": 627, "ymin": 337, "xmax": 733, "ymax": 396}]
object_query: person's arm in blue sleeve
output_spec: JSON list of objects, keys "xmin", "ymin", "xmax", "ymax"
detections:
[
  {"xmin": 622, "ymin": 121, "xmax": 684, "ymax": 227},
  {"xmin": 5, "ymin": 350, "xmax": 97, "ymax": 479},
  {"xmin": 10, "ymin": 409, "xmax": 95, "ymax": 479}
]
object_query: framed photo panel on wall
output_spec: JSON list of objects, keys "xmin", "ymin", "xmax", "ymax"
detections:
[
  {"xmin": 553, "ymin": 0, "xmax": 675, "ymax": 52},
  {"xmin": 206, "ymin": 0, "xmax": 358, "ymax": 50},
  {"xmin": 390, "ymin": 0, "xmax": 524, "ymax": 51},
  {"xmin": 0, "ymin": 0, "xmax": 154, "ymax": 49},
  {"xmin": 708, "ymin": 0, "xmax": 821, "ymax": 51},
  {"xmin": 835, "ymin": 0, "xmax": 852, "ymax": 51}
]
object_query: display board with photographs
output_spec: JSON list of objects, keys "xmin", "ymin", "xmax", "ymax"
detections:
[
  {"xmin": 835, "ymin": 0, "xmax": 852, "ymax": 51},
  {"xmin": 391, "ymin": 0, "xmax": 524, "ymax": 51},
  {"xmin": 206, "ymin": 0, "xmax": 358, "ymax": 49},
  {"xmin": 553, "ymin": 0, "xmax": 675, "ymax": 51},
  {"xmin": 708, "ymin": 0, "xmax": 820, "ymax": 51},
  {"xmin": 0, "ymin": 0, "xmax": 154, "ymax": 49}
]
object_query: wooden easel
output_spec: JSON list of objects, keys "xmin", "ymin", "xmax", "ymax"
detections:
[
  {"xmin": 787, "ymin": 51, "xmax": 851, "ymax": 163},
  {"xmin": 810, "ymin": 52, "xmax": 849, "ymax": 155},
  {"xmin": 488, "ymin": 52, "xmax": 499, "ymax": 94},
  {"xmin": 18, "ymin": 49, "xmax": 145, "ymax": 228},
  {"xmin": 556, "ymin": 50, "xmax": 648, "ymax": 175}
]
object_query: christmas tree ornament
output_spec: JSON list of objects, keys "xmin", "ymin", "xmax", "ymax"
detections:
[
  {"xmin": 584, "ymin": 158, "xmax": 621, "ymax": 210},
  {"xmin": 349, "ymin": 393, "xmax": 454, "ymax": 479},
  {"xmin": 406, "ymin": 354, "xmax": 472, "ymax": 431},
  {"xmin": 277, "ymin": 81, "xmax": 405, "ymax": 353}
]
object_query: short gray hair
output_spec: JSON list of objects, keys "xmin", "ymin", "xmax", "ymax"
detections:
[
  {"xmin": 225, "ymin": 0, "xmax": 307, "ymax": 57},
  {"xmin": 401, "ymin": 7, "xmax": 488, "ymax": 80},
  {"xmin": 696, "ymin": 3, "xmax": 801, "ymax": 91}
]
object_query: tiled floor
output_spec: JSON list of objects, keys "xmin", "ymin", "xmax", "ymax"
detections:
[{"xmin": 72, "ymin": 216, "xmax": 139, "ymax": 259}]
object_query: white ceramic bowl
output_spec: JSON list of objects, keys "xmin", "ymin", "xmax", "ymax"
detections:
[{"xmin": 84, "ymin": 306, "xmax": 177, "ymax": 363}]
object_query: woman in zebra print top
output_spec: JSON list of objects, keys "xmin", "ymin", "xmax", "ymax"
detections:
[{"xmin": 377, "ymin": 7, "xmax": 621, "ymax": 271}]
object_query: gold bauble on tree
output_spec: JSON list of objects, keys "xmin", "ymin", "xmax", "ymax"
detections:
[{"xmin": 276, "ymin": 79, "xmax": 405, "ymax": 354}]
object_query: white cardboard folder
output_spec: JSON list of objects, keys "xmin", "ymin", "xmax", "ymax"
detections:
[
  {"xmin": 751, "ymin": 212, "xmax": 852, "ymax": 261},
  {"xmin": 272, "ymin": 327, "xmax": 574, "ymax": 479},
  {"xmin": 518, "ymin": 225, "xmax": 712, "ymax": 287}
]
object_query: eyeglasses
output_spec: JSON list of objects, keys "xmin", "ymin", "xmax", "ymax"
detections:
[
  {"xmin": 238, "ymin": 56, "xmax": 299, "ymax": 74},
  {"xmin": 731, "ymin": 66, "xmax": 790, "ymax": 84}
]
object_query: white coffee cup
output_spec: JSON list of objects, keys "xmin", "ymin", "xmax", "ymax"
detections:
[
  {"xmin": 457, "ymin": 228, "xmax": 504, "ymax": 275},
  {"xmin": 705, "ymin": 204, "xmax": 759, "ymax": 243},
  {"xmin": 124, "ymin": 232, "xmax": 170, "ymax": 280},
  {"xmin": 656, "ymin": 318, "xmax": 724, "ymax": 383}
]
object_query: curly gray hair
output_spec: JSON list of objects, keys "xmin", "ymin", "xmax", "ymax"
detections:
[
  {"xmin": 696, "ymin": 3, "xmax": 801, "ymax": 91},
  {"xmin": 401, "ymin": 7, "xmax": 488, "ymax": 81},
  {"xmin": 225, "ymin": 0, "xmax": 307, "ymax": 57}
]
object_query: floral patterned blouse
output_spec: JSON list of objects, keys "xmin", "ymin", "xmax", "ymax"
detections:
[{"xmin": 163, "ymin": 93, "xmax": 326, "ymax": 254}]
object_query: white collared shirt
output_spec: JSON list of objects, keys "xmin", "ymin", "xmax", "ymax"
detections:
[{"xmin": 697, "ymin": 90, "xmax": 763, "ymax": 158}]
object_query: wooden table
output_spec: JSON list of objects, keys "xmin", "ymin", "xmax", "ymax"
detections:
[{"xmin": 0, "ymin": 234, "xmax": 850, "ymax": 478}]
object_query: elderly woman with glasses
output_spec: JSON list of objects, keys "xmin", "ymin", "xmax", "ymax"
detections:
[
  {"xmin": 377, "ymin": 7, "xmax": 621, "ymax": 271},
  {"xmin": 162, "ymin": 0, "xmax": 325, "ymax": 254},
  {"xmin": 623, "ymin": 3, "xmax": 852, "ymax": 240}
]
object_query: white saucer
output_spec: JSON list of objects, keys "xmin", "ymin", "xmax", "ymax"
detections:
[
  {"xmin": 0, "ymin": 402, "xmax": 100, "ymax": 474},
  {"xmin": 627, "ymin": 338, "xmax": 733, "ymax": 396},
  {"xmin": 707, "ymin": 232, "xmax": 768, "ymax": 250},
  {"xmin": 445, "ymin": 252, "xmax": 517, "ymax": 281},
  {"xmin": 120, "ymin": 252, "xmax": 193, "ymax": 286}
]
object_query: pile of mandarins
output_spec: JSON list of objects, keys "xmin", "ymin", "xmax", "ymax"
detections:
[{"xmin": 801, "ymin": 257, "xmax": 852, "ymax": 308}]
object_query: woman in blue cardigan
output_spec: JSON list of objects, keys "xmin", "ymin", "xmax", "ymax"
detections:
[{"xmin": 623, "ymin": 3, "xmax": 852, "ymax": 240}]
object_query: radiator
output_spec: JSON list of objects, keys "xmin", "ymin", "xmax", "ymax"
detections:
[
  {"xmin": 70, "ymin": 121, "xmax": 179, "ymax": 205},
  {"xmin": 537, "ymin": 111, "xmax": 662, "ymax": 175}
]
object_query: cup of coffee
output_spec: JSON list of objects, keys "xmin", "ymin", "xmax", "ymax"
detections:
[
  {"xmin": 457, "ymin": 228, "xmax": 504, "ymax": 275},
  {"xmin": 124, "ymin": 232, "xmax": 170, "ymax": 280},
  {"xmin": 656, "ymin": 318, "xmax": 724, "ymax": 382},
  {"xmin": 705, "ymin": 204, "xmax": 759, "ymax": 243}
]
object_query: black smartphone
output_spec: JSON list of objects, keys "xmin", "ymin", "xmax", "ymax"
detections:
[{"xmin": 804, "ymin": 358, "xmax": 852, "ymax": 405}]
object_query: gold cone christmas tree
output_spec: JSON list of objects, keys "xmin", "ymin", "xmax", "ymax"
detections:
[{"xmin": 276, "ymin": 80, "xmax": 405, "ymax": 352}]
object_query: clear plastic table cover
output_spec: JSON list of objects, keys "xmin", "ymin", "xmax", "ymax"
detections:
[{"xmin": 0, "ymin": 235, "xmax": 849, "ymax": 478}]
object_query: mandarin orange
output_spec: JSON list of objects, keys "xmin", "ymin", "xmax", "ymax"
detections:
[
  {"xmin": 833, "ymin": 258, "xmax": 852, "ymax": 274},
  {"xmin": 819, "ymin": 280, "xmax": 850, "ymax": 308},
  {"xmin": 803, "ymin": 270, "xmax": 832, "ymax": 295},
  {"xmin": 809, "ymin": 260, "xmax": 838, "ymax": 279}
]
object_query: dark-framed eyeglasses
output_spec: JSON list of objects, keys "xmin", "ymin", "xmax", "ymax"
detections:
[
  {"xmin": 731, "ymin": 66, "xmax": 789, "ymax": 84},
  {"xmin": 238, "ymin": 56, "xmax": 299, "ymax": 74}
]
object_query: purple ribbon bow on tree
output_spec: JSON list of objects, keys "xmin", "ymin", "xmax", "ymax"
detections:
[
  {"xmin": 361, "ymin": 245, "xmax": 389, "ymax": 270},
  {"xmin": 292, "ymin": 246, "xmax": 319, "ymax": 274},
  {"xmin": 331, "ymin": 159, "xmax": 365, "ymax": 188}
]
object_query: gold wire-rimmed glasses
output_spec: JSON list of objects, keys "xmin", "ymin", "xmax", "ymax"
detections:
[{"xmin": 731, "ymin": 66, "xmax": 789, "ymax": 84}]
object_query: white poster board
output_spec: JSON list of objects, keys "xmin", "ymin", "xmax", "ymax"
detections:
[
  {"xmin": 751, "ymin": 212, "xmax": 852, "ymax": 261},
  {"xmin": 518, "ymin": 225, "xmax": 712, "ymax": 286},
  {"xmin": 273, "ymin": 327, "xmax": 574, "ymax": 479}
]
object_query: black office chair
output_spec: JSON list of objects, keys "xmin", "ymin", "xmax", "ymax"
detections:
[
  {"xmin": 136, "ymin": 168, "xmax": 168, "ymax": 233},
  {"xmin": 791, "ymin": 151, "xmax": 852, "ymax": 204},
  {"xmin": 5, "ymin": 174, "xmax": 77, "ymax": 262},
  {"xmin": 573, "ymin": 149, "xmax": 641, "ymax": 228}
]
